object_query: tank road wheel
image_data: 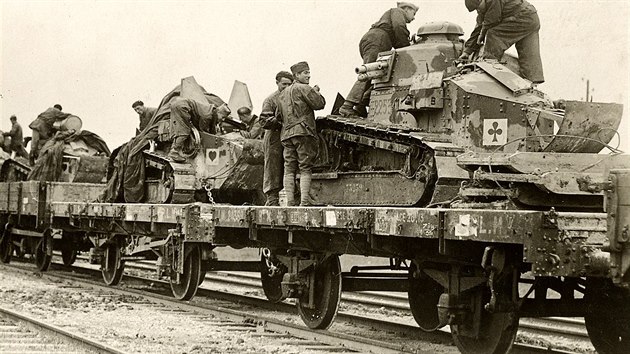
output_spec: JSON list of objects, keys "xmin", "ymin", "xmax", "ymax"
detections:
[
  {"xmin": 451, "ymin": 286, "xmax": 519, "ymax": 354},
  {"xmin": 260, "ymin": 250, "xmax": 287, "ymax": 303},
  {"xmin": 0, "ymin": 226, "xmax": 12, "ymax": 264},
  {"xmin": 408, "ymin": 266, "xmax": 445, "ymax": 332},
  {"xmin": 297, "ymin": 255, "xmax": 342, "ymax": 330},
  {"xmin": 170, "ymin": 245, "xmax": 202, "ymax": 301},
  {"xmin": 584, "ymin": 279, "xmax": 630, "ymax": 354},
  {"xmin": 101, "ymin": 243, "xmax": 125, "ymax": 286},
  {"xmin": 34, "ymin": 232, "xmax": 53, "ymax": 272}
]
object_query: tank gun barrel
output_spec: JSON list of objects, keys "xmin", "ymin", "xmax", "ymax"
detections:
[
  {"xmin": 355, "ymin": 60, "xmax": 389, "ymax": 74},
  {"xmin": 357, "ymin": 70, "xmax": 387, "ymax": 82}
]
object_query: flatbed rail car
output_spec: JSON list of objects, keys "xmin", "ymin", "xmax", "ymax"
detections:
[{"xmin": 1, "ymin": 174, "xmax": 629, "ymax": 354}]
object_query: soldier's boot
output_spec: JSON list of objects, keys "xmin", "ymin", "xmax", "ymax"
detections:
[
  {"xmin": 299, "ymin": 172, "xmax": 313, "ymax": 206},
  {"xmin": 264, "ymin": 191, "xmax": 280, "ymax": 206},
  {"xmin": 339, "ymin": 101, "xmax": 360, "ymax": 118},
  {"xmin": 283, "ymin": 173, "xmax": 296, "ymax": 206},
  {"xmin": 168, "ymin": 136, "xmax": 187, "ymax": 163}
]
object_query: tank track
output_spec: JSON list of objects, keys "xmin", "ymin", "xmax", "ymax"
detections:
[
  {"xmin": 314, "ymin": 115, "xmax": 451, "ymax": 206},
  {"xmin": 0, "ymin": 158, "xmax": 31, "ymax": 182},
  {"xmin": 143, "ymin": 151, "xmax": 197, "ymax": 204}
]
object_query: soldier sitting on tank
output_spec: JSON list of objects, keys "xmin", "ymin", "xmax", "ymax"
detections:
[
  {"xmin": 237, "ymin": 107, "xmax": 263, "ymax": 139},
  {"xmin": 168, "ymin": 96, "xmax": 231, "ymax": 163},
  {"xmin": 339, "ymin": 2, "xmax": 419, "ymax": 118},
  {"xmin": 458, "ymin": 0, "xmax": 544, "ymax": 84}
]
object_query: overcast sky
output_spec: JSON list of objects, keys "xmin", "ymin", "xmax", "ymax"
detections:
[{"xmin": 1, "ymin": 0, "xmax": 628, "ymax": 151}]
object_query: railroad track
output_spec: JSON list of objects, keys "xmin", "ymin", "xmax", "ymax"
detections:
[
  {"xmin": 0, "ymin": 305, "xmax": 123, "ymax": 354},
  {"xmin": 122, "ymin": 258, "xmax": 591, "ymax": 344},
  {"xmin": 2, "ymin": 262, "xmax": 431, "ymax": 354},
  {"xmin": 14, "ymin": 253, "xmax": 591, "ymax": 353}
]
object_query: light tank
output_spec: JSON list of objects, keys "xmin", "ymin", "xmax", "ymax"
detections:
[{"xmin": 312, "ymin": 21, "xmax": 628, "ymax": 209}]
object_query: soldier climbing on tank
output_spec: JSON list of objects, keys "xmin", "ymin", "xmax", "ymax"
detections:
[
  {"xmin": 237, "ymin": 107, "xmax": 264, "ymax": 139},
  {"xmin": 168, "ymin": 97, "xmax": 231, "ymax": 163},
  {"xmin": 260, "ymin": 70, "xmax": 294, "ymax": 206},
  {"xmin": 2, "ymin": 115, "xmax": 29, "ymax": 159},
  {"xmin": 277, "ymin": 61, "xmax": 325, "ymax": 206},
  {"xmin": 339, "ymin": 2, "xmax": 419, "ymax": 118},
  {"xmin": 132, "ymin": 100, "xmax": 157, "ymax": 134},
  {"xmin": 458, "ymin": 0, "xmax": 545, "ymax": 84},
  {"xmin": 29, "ymin": 104, "xmax": 65, "ymax": 165}
]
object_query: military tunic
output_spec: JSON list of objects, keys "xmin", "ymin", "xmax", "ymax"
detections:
[
  {"xmin": 170, "ymin": 97, "xmax": 217, "ymax": 138},
  {"xmin": 239, "ymin": 115, "xmax": 264, "ymax": 139},
  {"xmin": 278, "ymin": 82, "xmax": 326, "ymax": 174},
  {"xmin": 464, "ymin": 0, "xmax": 544, "ymax": 83},
  {"xmin": 29, "ymin": 107, "xmax": 70, "ymax": 158},
  {"xmin": 346, "ymin": 7, "xmax": 412, "ymax": 106},
  {"xmin": 260, "ymin": 91, "xmax": 284, "ymax": 197},
  {"xmin": 3, "ymin": 122, "xmax": 28, "ymax": 158},
  {"xmin": 138, "ymin": 107, "xmax": 157, "ymax": 132}
]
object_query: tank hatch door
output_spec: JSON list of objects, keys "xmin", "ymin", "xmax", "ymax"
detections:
[
  {"xmin": 404, "ymin": 71, "xmax": 444, "ymax": 110},
  {"xmin": 476, "ymin": 61, "xmax": 532, "ymax": 96}
]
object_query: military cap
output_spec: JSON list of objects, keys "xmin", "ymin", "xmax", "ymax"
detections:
[
  {"xmin": 290, "ymin": 61, "xmax": 310, "ymax": 75},
  {"xmin": 397, "ymin": 2, "xmax": 419, "ymax": 12},
  {"xmin": 10, "ymin": 115, "xmax": 16, "ymax": 120},
  {"xmin": 275, "ymin": 71, "xmax": 294, "ymax": 82}
]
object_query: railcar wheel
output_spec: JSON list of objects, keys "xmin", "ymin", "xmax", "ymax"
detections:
[
  {"xmin": 584, "ymin": 279, "xmax": 630, "ymax": 354},
  {"xmin": 198, "ymin": 270, "xmax": 207, "ymax": 286},
  {"xmin": 408, "ymin": 266, "xmax": 444, "ymax": 332},
  {"xmin": 170, "ymin": 245, "xmax": 202, "ymax": 301},
  {"xmin": 260, "ymin": 253, "xmax": 286, "ymax": 303},
  {"xmin": 62, "ymin": 247, "xmax": 77, "ymax": 267},
  {"xmin": 34, "ymin": 233, "xmax": 53, "ymax": 271},
  {"xmin": 451, "ymin": 287, "xmax": 518, "ymax": 354},
  {"xmin": 297, "ymin": 255, "xmax": 342, "ymax": 330},
  {"xmin": 101, "ymin": 243, "xmax": 125, "ymax": 286},
  {"xmin": 0, "ymin": 227, "xmax": 12, "ymax": 264}
]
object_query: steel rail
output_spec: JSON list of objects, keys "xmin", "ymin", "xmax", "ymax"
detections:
[{"xmin": 0, "ymin": 305, "xmax": 126, "ymax": 354}]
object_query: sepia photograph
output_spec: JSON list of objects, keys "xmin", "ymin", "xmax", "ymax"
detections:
[{"xmin": 1, "ymin": 1, "xmax": 629, "ymax": 353}]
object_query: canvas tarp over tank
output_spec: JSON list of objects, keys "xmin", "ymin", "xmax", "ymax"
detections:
[{"xmin": 99, "ymin": 76, "xmax": 224, "ymax": 202}]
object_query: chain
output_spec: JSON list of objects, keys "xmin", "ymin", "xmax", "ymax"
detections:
[
  {"xmin": 262, "ymin": 248, "xmax": 279, "ymax": 277},
  {"xmin": 203, "ymin": 184, "xmax": 215, "ymax": 205}
]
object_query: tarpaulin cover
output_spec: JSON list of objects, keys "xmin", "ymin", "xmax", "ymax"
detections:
[
  {"xmin": 99, "ymin": 77, "xmax": 224, "ymax": 202},
  {"xmin": 27, "ymin": 130, "xmax": 111, "ymax": 182}
]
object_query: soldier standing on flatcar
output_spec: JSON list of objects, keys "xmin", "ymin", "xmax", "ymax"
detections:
[
  {"xmin": 458, "ymin": 0, "xmax": 545, "ymax": 83},
  {"xmin": 2, "ymin": 115, "xmax": 29, "ymax": 159},
  {"xmin": 259, "ymin": 71, "xmax": 294, "ymax": 206},
  {"xmin": 338, "ymin": 2, "xmax": 419, "ymax": 118},
  {"xmin": 277, "ymin": 62, "xmax": 325, "ymax": 206},
  {"xmin": 29, "ymin": 104, "xmax": 64, "ymax": 165}
]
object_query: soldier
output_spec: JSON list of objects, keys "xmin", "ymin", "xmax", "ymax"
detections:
[
  {"xmin": 132, "ymin": 100, "xmax": 157, "ymax": 133},
  {"xmin": 260, "ymin": 71, "xmax": 294, "ymax": 206},
  {"xmin": 168, "ymin": 97, "xmax": 230, "ymax": 162},
  {"xmin": 29, "ymin": 104, "xmax": 65, "ymax": 164},
  {"xmin": 278, "ymin": 62, "xmax": 325, "ymax": 206},
  {"xmin": 2, "ymin": 115, "xmax": 29, "ymax": 159},
  {"xmin": 237, "ymin": 107, "xmax": 264, "ymax": 139},
  {"xmin": 458, "ymin": 0, "xmax": 544, "ymax": 84},
  {"xmin": 339, "ymin": 2, "xmax": 419, "ymax": 117}
]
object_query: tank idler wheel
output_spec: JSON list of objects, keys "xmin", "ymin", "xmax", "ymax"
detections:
[
  {"xmin": 584, "ymin": 279, "xmax": 630, "ymax": 354},
  {"xmin": 260, "ymin": 252, "xmax": 286, "ymax": 303},
  {"xmin": 34, "ymin": 232, "xmax": 53, "ymax": 272},
  {"xmin": 170, "ymin": 245, "xmax": 202, "ymax": 301},
  {"xmin": 451, "ymin": 287, "xmax": 518, "ymax": 354},
  {"xmin": 0, "ymin": 226, "xmax": 12, "ymax": 264},
  {"xmin": 101, "ymin": 243, "xmax": 125, "ymax": 286},
  {"xmin": 408, "ymin": 267, "xmax": 445, "ymax": 332},
  {"xmin": 297, "ymin": 254, "xmax": 342, "ymax": 330}
]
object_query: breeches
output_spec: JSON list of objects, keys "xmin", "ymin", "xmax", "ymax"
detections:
[
  {"xmin": 263, "ymin": 129, "xmax": 283, "ymax": 193},
  {"xmin": 282, "ymin": 136, "xmax": 317, "ymax": 174}
]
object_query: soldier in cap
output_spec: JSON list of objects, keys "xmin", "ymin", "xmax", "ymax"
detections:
[
  {"xmin": 259, "ymin": 71, "xmax": 294, "ymax": 206},
  {"xmin": 339, "ymin": 2, "xmax": 419, "ymax": 117},
  {"xmin": 277, "ymin": 62, "xmax": 325, "ymax": 206},
  {"xmin": 29, "ymin": 105, "xmax": 66, "ymax": 164},
  {"xmin": 132, "ymin": 100, "xmax": 157, "ymax": 134},
  {"xmin": 458, "ymin": 0, "xmax": 544, "ymax": 83},
  {"xmin": 2, "ymin": 115, "xmax": 29, "ymax": 159},
  {"xmin": 237, "ymin": 107, "xmax": 264, "ymax": 139}
]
